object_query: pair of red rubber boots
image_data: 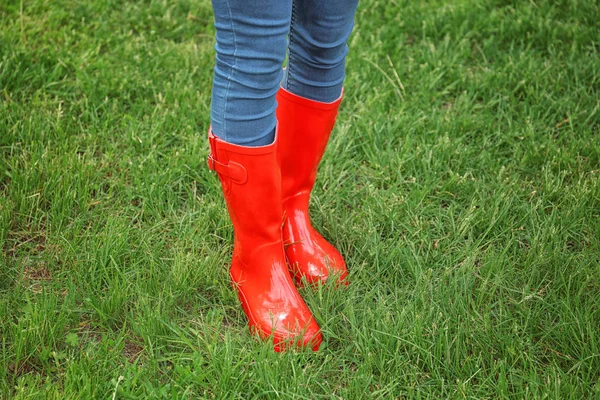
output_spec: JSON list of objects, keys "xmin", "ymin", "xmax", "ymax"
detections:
[{"xmin": 207, "ymin": 87, "xmax": 347, "ymax": 351}]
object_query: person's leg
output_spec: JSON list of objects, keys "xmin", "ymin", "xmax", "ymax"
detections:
[
  {"xmin": 277, "ymin": 0, "xmax": 359, "ymax": 284},
  {"xmin": 210, "ymin": 0, "xmax": 290, "ymax": 146},
  {"xmin": 283, "ymin": 0, "xmax": 359, "ymax": 103},
  {"xmin": 208, "ymin": 0, "xmax": 322, "ymax": 350}
]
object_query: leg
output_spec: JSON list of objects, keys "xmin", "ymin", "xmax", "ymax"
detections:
[
  {"xmin": 277, "ymin": 0, "xmax": 359, "ymax": 284},
  {"xmin": 207, "ymin": 0, "xmax": 322, "ymax": 350},
  {"xmin": 210, "ymin": 0, "xmax": 290, "ymax": 146},
  {"xmin": 283, "ymin": 0, "xmax": 359, "ymax": 102}
]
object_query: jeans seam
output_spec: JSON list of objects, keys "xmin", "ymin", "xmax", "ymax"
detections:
[
  {"xmin": 287, "ymin": 0, "xmax": 297, "ymax": 93},
  {"xmin": 223, "ymin": 0, "xmax": 238, "ymax": 142}
]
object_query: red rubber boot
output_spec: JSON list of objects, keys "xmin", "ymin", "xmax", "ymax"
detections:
[
  {"xmin": 207, "ymin": 129, "xmax": 322, "ymax": 351},
  {"xmin": 276, "ymin": 87, "xmax": 348, "ymax": 286}
]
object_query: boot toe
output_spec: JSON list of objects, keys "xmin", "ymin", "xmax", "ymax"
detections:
[{"xmin": 287, "ymin": 233, "xmax": 348, "ymax": 286}]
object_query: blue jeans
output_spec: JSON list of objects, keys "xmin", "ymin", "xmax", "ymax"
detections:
[{"xmin": 210, "ymin": 0, "xmax": 359, "ymax": 146}]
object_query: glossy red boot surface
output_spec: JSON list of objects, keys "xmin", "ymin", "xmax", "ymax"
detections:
[
  {"xmin": 276, "ymin": 87, "xmax": 349, "ymax": 286},
  {"xmin": 207, "ymin": 129, "xmax": 322, "ymax": 351}
]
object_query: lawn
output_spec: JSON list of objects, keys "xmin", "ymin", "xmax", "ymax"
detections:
[{"xmin": 1, "ymin": 0, "xmax": 599, "ymax": 398}]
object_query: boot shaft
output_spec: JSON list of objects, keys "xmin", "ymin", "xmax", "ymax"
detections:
[
  {"xmin": 208, "ymin": 130, "xmax": 284, "ymax": 259},
  {"xmin": 276, "ymin": 87, "xmax": 343, "ymax": 200}
]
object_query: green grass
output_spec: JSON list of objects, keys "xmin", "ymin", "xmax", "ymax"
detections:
[{"xmin": 1, "ymin": 0, "xmax": 599, "ymax": 397}]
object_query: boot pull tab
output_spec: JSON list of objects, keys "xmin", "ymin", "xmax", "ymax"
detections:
[
  {"xmin": 207, "ymin": 154, "xmax": 248, "ymax": 185},
  {"xmin": 207, "ymin": 128, "xmax": 248, "ymax": 184}
]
